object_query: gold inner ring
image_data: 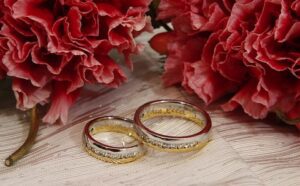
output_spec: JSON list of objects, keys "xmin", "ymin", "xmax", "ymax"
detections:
[
  {"xmin": 90, "ymin": 125, "xmax": 141, "ymax": 142},
  {"xmin": 141, "ymin": 108, "xmax": 205, "ymax": 129},
  {"xmin": 137, "ymin": 106, "xmax": 209, "ymax": 152},
  {"xmin": 84, "ymin": 121, "xmax": 146, "ymax": 164}
]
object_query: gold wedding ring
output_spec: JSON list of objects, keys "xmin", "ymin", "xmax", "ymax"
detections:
[
  {"xmin": 83, "ymin": 100, "xmax": 212, "ymax": 163},
  {"xmin": 134, "ymin": 100, "xmax": 212, "ymax": 152},
  {"xmin": 83, "ymin": 116, "xmax": 146, "ymax": 164}
]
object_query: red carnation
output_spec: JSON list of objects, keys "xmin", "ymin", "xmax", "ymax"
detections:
[
  {"xmin": 0, "ymin": 0, "xmax": 151, "ymax": 124},
  {"xmin": 156, "ymin": 0, "xmax": 300, "ymax": 127}
]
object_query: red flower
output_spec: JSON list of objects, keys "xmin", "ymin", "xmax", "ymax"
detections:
[
  {"xmin": 0, "ymin": 1, "xmax": 6, "ymax": 79},
  {"xmin": 0, "ymin": 37, "xmax": 7, "ymax": 79},
  {"xmin": 0, "ymin": 0, "xmax": 151, "ymax": 124},
  {"xmin": 149, "ymin": 32, "xmax": 176, "ymax": 55},
  {"xmin": 157, "ymin": 0, "xmax": 300, "ymax": 127},
  {"xmin": 157, "ymin": 0, "xmax": 232, "ymax": 34},
  {"xmin": 222, "ymin": 0, "xmax": 300, "ymax": 124}
]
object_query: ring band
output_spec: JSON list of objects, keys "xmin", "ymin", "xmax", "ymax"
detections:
[
  {"xmin": 83, "ymin": 116, "xmax": 146, "ymax": 163},
  {"xmin": 134, "ymin": 100, "xmax": 212, "ymax": 152}
]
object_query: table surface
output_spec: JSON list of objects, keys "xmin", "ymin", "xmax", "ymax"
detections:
[{"xmin": 0, "ymin": 34, "xmax": 300, "ymax": 186}]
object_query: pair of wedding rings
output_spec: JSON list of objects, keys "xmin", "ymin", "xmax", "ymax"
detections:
[{"xmin": 82, "ymin": 100, "xmax": 212, "ymax": 164}]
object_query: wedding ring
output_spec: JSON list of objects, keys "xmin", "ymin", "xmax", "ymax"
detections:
[
  {"xmin": 83, "ymin": 116, "xmax": 146, "ymax": 163},
  {"xmin": 134, "ymin": 100, "xmax": 212, "ymax": 152}
]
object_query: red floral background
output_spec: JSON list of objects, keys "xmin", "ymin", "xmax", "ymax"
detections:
[
  {"xmin": 155, "ymin": 0, "xmax": 300, "ymax": 128},
  {"xmin": 0, "ymin": 0, "xmax": 299, "ymax": 128},
  {"xmin": 0, "ymin": 0, "xmax": 151, "ymax": 124}
]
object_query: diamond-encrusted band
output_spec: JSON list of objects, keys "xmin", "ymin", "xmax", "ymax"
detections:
[
  {"xmin": 83, "ymin": 116, "xmax": 146, "ymax": 164},
  {"xmin": 134, "ymin": 100, "xmax": 212, "ymax": 152}
]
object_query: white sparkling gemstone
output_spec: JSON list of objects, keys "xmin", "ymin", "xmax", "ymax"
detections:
[{"xmin": 170, "ymin": 144, "xmax": 176, "ymax": 149}]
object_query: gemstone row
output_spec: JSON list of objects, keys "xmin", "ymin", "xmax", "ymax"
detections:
[
  {"xmin": 85, "ymin": 142, "xmax": 139, "ymax": 159},
  {"xmin": 141, "ymin": 135, "xmax": 199, "ymax": 149}
]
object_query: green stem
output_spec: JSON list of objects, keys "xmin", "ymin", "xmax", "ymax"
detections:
[
  {"xmin": 276, "ymin": 111, "xmax": 300, "ymax": 125},
  {"xmin": 161, "ymin": 23, "xmax": 172, "ymax": 32},
  {"xmin": 148, "ymin": 0, "xmax": 173, "ymax": 32},
  {"xmin": 5, "ymin": 107, "xmax": 39, "ymax": 167}
]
